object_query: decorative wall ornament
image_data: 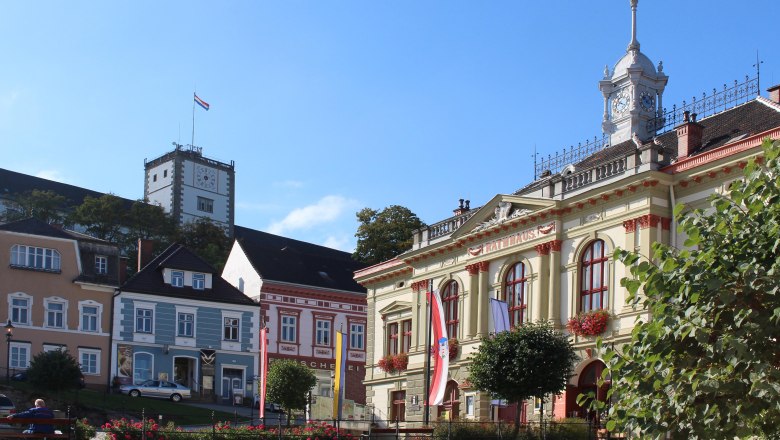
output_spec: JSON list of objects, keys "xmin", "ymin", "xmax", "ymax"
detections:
[
  {"xmin": 623, "ymin": 219, "xmax": 637, "ymax": 233},
  {"xmin": 473, "ymin": 202, "xmax": 530, "ymax": 232},
  {"xmin": 585, "ymin": 213, "xmax": 602, "ymax": 224}
]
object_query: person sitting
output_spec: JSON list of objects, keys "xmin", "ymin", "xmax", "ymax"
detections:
[{"xmin": 8, "ymin": 398, "xmax": 55, "ymax": 434}]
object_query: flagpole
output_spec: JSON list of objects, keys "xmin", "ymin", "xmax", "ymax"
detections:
[
  {"xmin": 423, "ymin": 278, "xmax": 433, "ymax": 425},
  {"xmin": 191, "ymin": 92, "xmax": 196, "ymax": 147}
]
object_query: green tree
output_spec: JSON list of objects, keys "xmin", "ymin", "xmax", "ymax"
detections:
[
  {"xmin": 26, "ymin": 350, "xmax": 83, "ymax": 392},
  {"xmin": 126, "ymin": 200, "xmax": 177, "ymax": 243},
  {"xmin": 601, "ymin": 138, "xmax": 780, "ymax": 439},
  {"xmin": 70, "ymin": 194, "xmax": 127, "ymax": 242},
  {"xmin": 1, "ymin": 189, "xmax": 69, "ymax": 224},
  {"xmin": 353, "ymin": 205, "xmax": 425, "ymax": 265},
  {"xmin": 175, "ymin": 219, "xmax": 230, "ymax": 271},
  {"xmin": 266, "ymin": 359, "xmax": 316, "ymax": 424},
  {"xmin": 468, "ymin": 322, "xmax": 577, "ymax": 428}
]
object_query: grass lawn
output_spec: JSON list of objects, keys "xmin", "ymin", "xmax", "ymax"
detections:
[{"xmin": 6, "ymin": 382, "xmax": 242, "ymax": 427}]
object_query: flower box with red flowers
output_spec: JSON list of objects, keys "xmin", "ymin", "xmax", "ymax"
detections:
[
  {"xmin": 567, "ymin": 309, "xmax": 610, "ymax": 337},
  {"xmin": 378, "ymin": 353, "xmax": 408, "ymax": 374}
]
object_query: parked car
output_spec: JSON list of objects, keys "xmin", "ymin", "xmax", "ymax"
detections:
[
  {"xmin": 252, "ymin": 395, "xmax": 283, "ymax": 413},
  {"xmin": 119, "ymin": 380, "xmax": 191, "ymax": 402},
  {"xmin": 0, "ymin": 394, "xmax": 16, "ymax": 431}
]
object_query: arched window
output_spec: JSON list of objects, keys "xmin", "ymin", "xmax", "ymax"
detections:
[
  {"xmin": 504, "ymin": 262, "xmax": 528, "ymax": 327},
  {"xmin": 580, "ymin": 239, "xmax": 608, "ymax": 312},
  {"xmin": 441, "ymin": 282, "xmax": 459, "ymax": 338}
]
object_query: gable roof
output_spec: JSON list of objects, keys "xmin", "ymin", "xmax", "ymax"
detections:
[
  {"xmin": 121, "ymin": 243, "xmax": 255, "ymax": 306},
  {"xmin": 0, "ymin": 168, "xmax": 135, "ymax": 210},
  {"xmin": 234, "ymin": 225, "xmax": 367, "ymax": 294},
  {"xmin": 0, "ymin": 217, "xmax": 76, "ymax": 240}
]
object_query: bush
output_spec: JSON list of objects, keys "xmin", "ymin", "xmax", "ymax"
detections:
[
  {"xmin": 26, "ymin": 350, "xmax": 83, "ymax": 392},
  {"xmin": 74, "ymin": 418, "xmax": 96, "ymax": 440}
]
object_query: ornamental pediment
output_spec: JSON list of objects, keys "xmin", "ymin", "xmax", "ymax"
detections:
[
  {"xmin": 378, "ymin": 301, "xmax": 413, "ymax": 318},
  {"xmin": 452, "ymin": 195, "xmax": 556, "ymax": 239}
]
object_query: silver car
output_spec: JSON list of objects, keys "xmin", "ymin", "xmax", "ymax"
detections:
[{"xmin": 120, "ymin": 380, "xmax": 191, "ymax": 402}]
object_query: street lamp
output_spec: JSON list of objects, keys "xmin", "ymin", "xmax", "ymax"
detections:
[{"xmin": 5, "ymin": 320, "xmax": 13, "ymax": 384}]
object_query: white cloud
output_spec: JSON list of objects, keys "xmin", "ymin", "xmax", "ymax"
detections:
[
  {"xmin": 272, "ymin": 180, "xmax": 304, "ymax": 189},
  {"xmin": 34, "ymin": 170, "xmax": 65, "ymax": 182},
  {"xmin": 322, "ymin": 235, "xmax": 354, "ymax": 253},
  {"xmin": 267, "ymin": 195, "xmax": 355, "ymax": 235}
]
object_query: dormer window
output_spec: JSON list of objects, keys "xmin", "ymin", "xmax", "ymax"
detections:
[
  {"xmin": 193, "ymin": 273, "xmax": 205, "ymax": 290},
  {"xmin": 171, "ymin": 271, "xmax": 184, "ymax": 287}
]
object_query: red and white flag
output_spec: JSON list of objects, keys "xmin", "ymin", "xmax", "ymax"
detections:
[{"xmin": 427, "ymin": 288, "xmax": 448, "ymax": 406}]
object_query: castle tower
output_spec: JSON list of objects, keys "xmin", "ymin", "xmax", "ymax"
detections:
[
  {"xmin": 600, "ymin": 0, "xmax": 668, "ymax": 145},
  {"xmin": 144, "ymin": 143, "xmax": 235, "ymax": 237}
]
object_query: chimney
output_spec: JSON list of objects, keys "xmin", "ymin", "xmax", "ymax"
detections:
[
  {"xmin": 675, "ymin": 111, "xmax": 704, "ymax": 159},
  {"xmin": 768, "ymin": 84, "xmax": 780, "ymax": 104},
  {"xmin": 453, "ymin": 199, "xmax": 471, "ymax": 216},
  {"xmin": 137, "ymin": 238, "xmax": 154, "ymax": 272},
  {"xmin": 118, "ymin": 257, "xmax": 128, "ymax": 285}
]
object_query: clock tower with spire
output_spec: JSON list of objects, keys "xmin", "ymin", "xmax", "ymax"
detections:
[{"xmin": 600, "ymin": 0, "xmax": 668, "ymax": 146}]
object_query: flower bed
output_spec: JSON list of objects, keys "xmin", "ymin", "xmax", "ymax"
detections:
[
  {"xmin": 567, "ymin": 310, "xmax": 610, "ymax": 337},
  {"xmin": 101, "ymin": 419, "xmax": 353, "ymax": 440}
]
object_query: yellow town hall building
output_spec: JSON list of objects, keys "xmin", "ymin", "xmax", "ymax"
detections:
[{"xmin": 354, "ymin": 0, "xmax": 780, "ymax": 426}]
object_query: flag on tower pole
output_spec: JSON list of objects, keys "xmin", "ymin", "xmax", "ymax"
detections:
[{"xmin": 194, "ymin": 93, "xmax": 210, "ymax": 111}]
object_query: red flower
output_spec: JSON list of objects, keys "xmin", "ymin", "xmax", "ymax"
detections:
[{"xmin": 567, "ymin": 310, "xmax": 610, "ymax": 336}]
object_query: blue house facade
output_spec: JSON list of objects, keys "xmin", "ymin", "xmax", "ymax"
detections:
[{"xmin": 111, "ymin": 243, "xmax": 260, "ymax": 402}]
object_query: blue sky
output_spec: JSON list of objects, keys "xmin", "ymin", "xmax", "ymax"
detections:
[{"xmin": 2, "ymin": 1, "xmax": 778, "ymax": 252}]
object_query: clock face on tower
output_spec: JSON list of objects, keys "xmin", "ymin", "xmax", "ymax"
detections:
[
  {"xmin": 195, "ymin": 165, "xmax": 217, "ymax": 190},
  {"xmin": 612, "ymin": 90, "xmax": 630, "ymax": 116},
  {"xmin": 640, "ymin": 91, "xmax": 655, "ymax": 112}
]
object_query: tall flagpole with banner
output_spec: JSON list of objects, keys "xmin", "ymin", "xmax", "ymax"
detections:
[
  {"xmin": 426, "ymin": 283, "xmax": 449, "ymax": 408},
  {"xmin": 333, "ymin": 327, "xmax": 347, "ymax": 420},
  {"xmin": 423, "ymin": 279, "xmax": 433, "ymax": 425},
  {"xmin": 192, "ymin": 92, "xmax": 210, "ymax": 146}
]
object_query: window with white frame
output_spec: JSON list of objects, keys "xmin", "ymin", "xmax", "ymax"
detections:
[
  {"xmin": 81, "ymin": 304, "xmax": 99, "ymax": 332},
  {"xmin": 193, "ymin": 273, "xmax": 205, "ymax": 290},
  {"xmin": 95, "ymin": 255, "xmax": 108, "ymax": 274},
  {"xmin": 465, "ymin": 394, "xmax": 475, "ymax": 417},
  {"xmin": 350, "ymin": 323, "xmax": 365, "ymax": 350},
  {"xmin": 10, "ymin": 297, "xmax": 30, "ymax": 325},
  {"xmin": 43, "ymin": 344, "xmax": 66, "ymax": 353},
  {"xmin": 171, "ymin": 271, "xmax": 184, "ymax": 288},
  {"xmin": 10, "ymin": 245, "xmax": 61, "ymax": 271},
  {"xmin": 45, "ymin": 300, "xmax": 65, "ymax": 328},
  {"xmin": 135, "ymin": 308, "xmax": 153, "ymax": 333},
  {"xmin": 315, "ymin": 319, "xmax": 331, "ymax": 346},
  {"xmin": 79, "ymin": 348, "xmax": 100, "ymax": 375},
  {"xmin": 10, "ymin": 343, "xmax": 29, "ymax": 369},
  {"xmin": 223, "ymin": 317, "xmax": 239, "ymax": 341},
  {"xmin": 178, "ymin": 312, "xmax": 194, "ymax": 337},
  {"xmin": 281, "ymin": 315, "xmax": 297, "ymax": 343}
]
